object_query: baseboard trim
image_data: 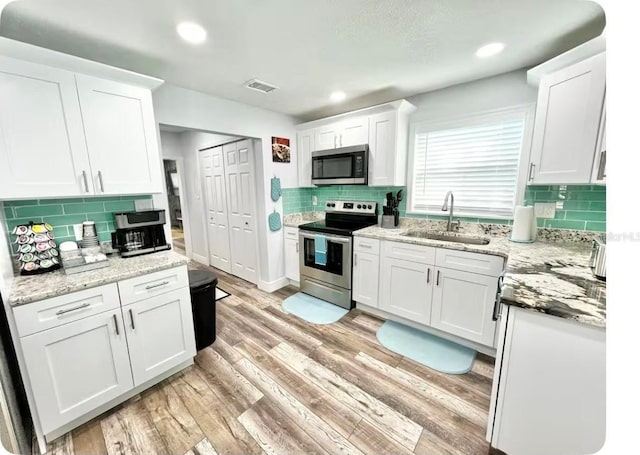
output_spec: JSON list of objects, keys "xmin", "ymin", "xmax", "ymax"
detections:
[
  {"xmin": 258, "ymin": 276, "xmax": 290, "ymax": 293},
  {"xmin": 192, "ymin": 254, "xmax": 208, "ymax": 266}
]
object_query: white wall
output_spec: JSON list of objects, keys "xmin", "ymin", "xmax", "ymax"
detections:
[
  {"xmin": 407, "ymin": 69, "xmax": 537, "ymax": 123},
  {"xmin": 154, "ymin": 85, "xmax": 298, "ymax": 290}
]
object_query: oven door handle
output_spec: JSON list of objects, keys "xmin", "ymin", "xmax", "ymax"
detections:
[{"xmin": 299, "ymin": 232, "xmax": 351, "ymax": 244}]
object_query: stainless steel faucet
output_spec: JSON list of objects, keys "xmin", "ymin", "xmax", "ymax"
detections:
[{"xmin": 441, "ymin": 191, "xmax": 459, "ymax": 231}]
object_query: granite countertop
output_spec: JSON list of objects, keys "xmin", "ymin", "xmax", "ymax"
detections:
[
  {"xmin": 8, "ymin": 250, "xmax": 189, "ymax": 306},
  {"xmin": 283, "ymin": 212, "xmax": 324, "ymax": 228},
  {"xmin": 355, "ymin": 221, "xmax": 606, "ymax": 328}
]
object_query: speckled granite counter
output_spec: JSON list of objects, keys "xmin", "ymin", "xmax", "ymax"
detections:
[
  {"xmin": 283, "ymin": 212, "xmax": 324, "ymax": 227},
  {"xmin": 355, "ymin": 220, "xmax": 606, "ymax": 328},
  {"xmin": 8, "ymin": 250, "xmax": 189, "ymax": 306}
]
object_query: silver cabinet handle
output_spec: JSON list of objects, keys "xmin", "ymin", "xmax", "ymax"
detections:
[
  {"xmin": 426, "ymin": 268, "xmax": 431, "ymax": 284},
  {"xmin": 82, "ymin": 171, "xmax": 90, "ymax": 193},
  {"xmin": 145, "ymin": 281, "xmax": 170, "ymax": 290},
  {"xmin": 296, "ymin": 242, "xmax": 299, "ymax": 253},
  {"xmin": 436, "ymin": 270, "xmax": 440, "ymax": 286},
  {"xmin": 129, "ymin": 309, "xmax": 135, "ymax": 330},
  {"xmin": 56, "ymin": 302, "xmax": 90, "ymax": 316},
  {"xmin": 528, "ymin": 163, "xmax": 536, "ymax": 182},
  {"xmin": 358, "ymin": 243, "xmax": 372, "ymax": 249},
  {"xmin": 113, "ymin": 314, "xmax": 119, "ymax": 335},
  {"xmin": 597, "ymin": 150, "xmax": 606, "ymax": 180},
  {"xmin": 98, "ymin": 170, "xmax": 105, "ymax": 192},
  {"xmin": 354, "ymin": 253, "xmax": 358, "ymax": 267},
  {"xmin": 340, "ymin": 134, "xmax": 343, "ymax": 147}
]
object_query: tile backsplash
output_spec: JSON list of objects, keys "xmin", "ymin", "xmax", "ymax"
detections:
[
  {"xmin": 2, "ymin": 196, "xmax": 153, "ymax": 250},
  {"xmin": 283, "ymin": 184, "xmax": 606, "ymax": 231}
]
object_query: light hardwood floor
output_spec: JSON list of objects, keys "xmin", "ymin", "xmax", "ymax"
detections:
[{"xmin": 35, "ymin": 264, "xmax": 495, "ymax": 455}]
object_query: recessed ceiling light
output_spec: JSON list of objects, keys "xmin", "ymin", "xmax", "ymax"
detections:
[
  {"xmin": 177, "ymin": 22, "xmax": 207, "ymax": 45},
  {"xmin": 476, "ymin": 42, "xmax": 505, "ymax": 58},
  {"xmin": 330, "ymin": 91, "xmax": 346, "ymax": 102}
]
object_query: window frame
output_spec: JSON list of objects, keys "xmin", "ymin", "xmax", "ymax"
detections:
[{"xmin": 406, "ymin": 104, "xmax": 536, "ymax": 219}]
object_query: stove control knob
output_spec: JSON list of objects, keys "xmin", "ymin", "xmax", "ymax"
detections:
[
  {"xmin": 326, "ymin": 203, "xmax": 331, "ymax": 207},
  {"xmin": 357, "ymin": 204, "xmax": 362, "ymax": 209},
  {"xmin": 367, "ymin": 204, "xmax": 372, "ymax": 209}
]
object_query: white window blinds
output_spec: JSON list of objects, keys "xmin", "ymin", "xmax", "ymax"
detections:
[{"xmin": 411, "ymin": 114, "xmax": 526, "ymax": 218}]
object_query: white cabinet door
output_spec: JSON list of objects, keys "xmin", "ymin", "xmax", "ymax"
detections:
[
  {"xmin": 20, "ymin": 308, "xmax": 132, "ymax": 434},
  {"xmin": 75, "ymin": 74, "xmax": 162, "ymax": 195},
  {"xmin": 591, "ymin": 103, "xmax": 606, "ymax": 184},
  {"xmin": 297, "ymin": 129, "xmax": 314, "ymax": 187},
  {"xmin": 353, "ymin": 251, "xmax": 380, "ymax": 307},
  {"xmin": 430, "ymin": 267, "xmax": 498, "ymax": 346},
  {"xmin": 0, "ymin": 56, "xmax": 94, "ymax": 198},
  {"xmin": 125, "ymin": 288, "xmax": 196, "ymax": 386},
  {"xmin": 201, "ymin": 147, "xmax": 232, "ymax": 273},
  {"xmin": 379, "ymin": 257, "xmax": 433, "ymax": 324},
  {"xmin": 529, "ymin": 53, "xmax": 605, "ymax": 184},
  {"xmin": 314, "ymin": 125, "xmax": 340, "ymax": 150},
  {"xmin": 368, "ymin": 111, "xmax": 399, "ymax": 186},
  {"xmin": 338, "ymin": 117, "xmax": 369, "ymax": 147},
  {"xmin": 284, "ymin": 237, "xmax": 300, "ymax": 282},
  {"xmin": 224, "ymin": 140, "xmax": 258, "ymax": 284}
]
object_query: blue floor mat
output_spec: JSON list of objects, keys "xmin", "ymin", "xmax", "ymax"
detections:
[
  {"xmin": 282, "ymin": 293, "xmax": 348, "ymax": 325},
  {"xmin": 377, "ymin": 320, "xmax": 476, "ymax": 374}
]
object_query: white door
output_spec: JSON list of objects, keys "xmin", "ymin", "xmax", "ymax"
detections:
[
  {"xmin": 20, "ymin": 308, "xmax": 132, "ymax": 434},
  {"xmin": 353, "ymin": 251, "xmax": 380, "ymax": 307},
  {"xmin": 368, "ymin": 111, "xmax": 398, "ymax": 186},
  {"xmin": 0, "ymin": 56, "xmax": 93, "ymax": 198},
  {"xmin": 124, "ymin": 288, "xmax": 196, "ymax": 386},
  {"xmin": 224, "ymin": 140, "xmax": 258, "ymax": 283},
  {"xmin": 75, "ymin": 74, "xmax": 162, "ymax": 194},
  {"xmin": 430, "ymin": 268, "xmax": 498, "ymax": 346},
  {"xmin": 297, "ymin": 129, "xmax": 315, "ymax": 187},
  {"xmin": 338, "ymin": 117, "xmax": 369, "ymax": 147},
  {"xmin": 284, "ymin": 237, "xmax": 300, "ymax": 282},
  {"xmin": 529, "ymin": 53, "xmax": 605, "ymax": 184},
  {"xmin": 379, "ymin": 258, "xmax": 433, "ymax": 325},
  {"xmin": 201, "ymin": 147, "xmax": 232, "ymax": 272},
  {"xmin": 314, "ymin": 124, "xmax": 340, "ymax": 150}
]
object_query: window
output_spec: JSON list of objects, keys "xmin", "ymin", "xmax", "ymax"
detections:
[{"xmin": 409, "ymin": 107, "xmax": 532, "ymax": 218}]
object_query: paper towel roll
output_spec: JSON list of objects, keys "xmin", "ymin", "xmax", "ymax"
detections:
[{"xmin": 511, "ymin": 205, "xmax": 535, "ymax": 242}]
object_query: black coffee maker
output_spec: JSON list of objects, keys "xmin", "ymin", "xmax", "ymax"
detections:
[{"xmin": 111, "ymin": 209, "xmax": 171, "ymax": 257}]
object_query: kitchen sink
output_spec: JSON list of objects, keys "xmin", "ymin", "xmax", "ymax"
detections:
[{"xmin": 401, "ymin": 230, "xmax": 490, "ymax": 245}]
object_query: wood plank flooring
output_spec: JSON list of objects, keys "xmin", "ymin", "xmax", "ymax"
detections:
[{"xmin": 37, "ymin": 264, "xmax": 495, "ymax": 455}]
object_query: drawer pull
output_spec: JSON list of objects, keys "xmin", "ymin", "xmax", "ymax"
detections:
[
  {"xmin": 129, "ymin": 309, "xmax": 135, "ymax": 330},
  {"xmin": 358, "ymin": 243, "xmax": 372, "ymax": 249},
  {"xmin": 113, "ymin": 314, "xmax": 120, "ymax": 335},
  {"xmin": 426, "ymin": 268, "xmax": 431, "ymax": 284},
  {"xmin": 56, "ymin": 302, "xmax": 90, "ymax": 316},
  {"xmin": 436, "ymin": 270, "xmax": 441, "ymax": 286},
  {"xmin": 145, "ymin": 281, "xmax": 170, "ymax": 290}
]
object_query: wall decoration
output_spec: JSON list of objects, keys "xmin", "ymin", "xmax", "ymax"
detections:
[{"xmin": 272, "ymin": 136, "xmax": 291, "ymax": 163}]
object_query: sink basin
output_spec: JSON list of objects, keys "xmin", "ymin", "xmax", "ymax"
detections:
[{"xmin": 401, "ymin": 230, "xmax": 490, "ymax": 245}]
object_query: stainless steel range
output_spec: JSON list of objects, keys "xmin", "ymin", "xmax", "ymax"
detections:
[{"xmin": 299, "ymin": 200, "xmax": 378, "ymax": 309}]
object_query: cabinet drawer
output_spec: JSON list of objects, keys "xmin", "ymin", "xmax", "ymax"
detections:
[
  {"xmin": 383, "ymin": 240, "xmax": 435, "ymax": 264},
  {"xmin": 284, "ymin": 227, "xmax": 299, "ymax": 239},
  {"xmin": 13, "ymin": 284, "xmax": 120, "ymax": 337},
  {"xmin": 354, "ymin": 237, "xmax": 380, "ymax": 254},
  {"xmin": 435, "ymin": 248, "xmax": 504, "ymax": 276},
  {"xmin": 118, "ymin": 266, "xmax": 189, "ymax": 306}
]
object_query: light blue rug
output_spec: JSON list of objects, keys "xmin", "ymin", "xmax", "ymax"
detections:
[
  {"xmin": 282, "ymin": 293, "xmax": 348, "ymax": 325},
  {"xmin": 377, "ymin": 320, "xmax": 476, "ymax": 374}
]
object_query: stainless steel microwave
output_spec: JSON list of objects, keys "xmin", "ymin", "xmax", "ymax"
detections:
[{"xmin": 311, "ymin": 144, "xmax": 368, "ymax": 185}]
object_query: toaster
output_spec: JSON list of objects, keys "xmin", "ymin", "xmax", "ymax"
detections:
[{"xmin": 589, "ymin": 235, "xmax": 606, "ymax": 281}]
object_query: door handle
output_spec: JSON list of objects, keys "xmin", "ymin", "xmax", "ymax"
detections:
[
  {"xmin": 113, "ymin": 314, "xmax": 119, "ymax": 335},
  {"xmin": 56, "ymin": 302, "xmax": 90, "ymax": 316},
  {"xmin": 340, "ymin": 134, "xmax": 343, "ymax": 147},
  {"xmin": 145, "ymin": 281, "xmax": 170, "ymax": 290},
  {"xmin": 82, "ymin": 171, "xmax": 90, "ymax": 193},
  {"xmin": 334, "ymin": 136, "xmax": 337, "ymax": 148},
  {"xmin": 436, "ymin": 270, "xmax": 440, "ymax": 286},
  {"xmin": 493, "ymin": 271, "xmax": 506, "ymax": 321},
  {"xmin": 426, "ymin": 268, "xmax": 430, "ymax": 283},
  {"xmin": 129, "ymin": 309, "xmax": 135, "ymax": 330},
  {"xmin": 354, "ymin": 253, "xmax": 358, "ymax": 267},
  {"xmin": 528, "ymin": 163, "xmax": 535, "ymax": 182},
  {"xmin": 597, "ymin": 150, "xmax": 606, "ymax": 180},
  {"xmin": 296, "ymin": 242, "xmax": 299, "ymax": 253},
  {"xmin": 98, "ymin": 170, "xmax": 105, "ymax": 192}
]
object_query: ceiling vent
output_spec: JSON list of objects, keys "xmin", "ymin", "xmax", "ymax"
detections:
[{"xmin": 244, "ymin": 79, "xmax": 279, "ymax": 93}]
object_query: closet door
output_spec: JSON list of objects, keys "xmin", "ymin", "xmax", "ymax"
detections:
[
  {"xmin": 200, "ymin": 147, "xmax": 232, "ymax": 272},
  {"xmin": 223, "ymin": 140, "xmax": 258, "ymax": 284}
]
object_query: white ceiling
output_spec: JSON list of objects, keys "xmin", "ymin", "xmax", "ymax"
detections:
[{"xmin": 0, "ymin": 0, "xmax": 605, "ymax": 121}]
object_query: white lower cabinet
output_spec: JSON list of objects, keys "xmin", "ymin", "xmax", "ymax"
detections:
[
  {"xmin": 379, "ymin": 257, "xmax": 433, "ymax": 325},
  {"xmin": 352, "ymin": 251, "xmax": 380, "ymax": 307},
  {"xmin": 124, "ymin": 289, "xmax": 196, "ymax": 385},
  {"xmin": 431, "ymin": 268, "xmax": 498, "ymax": 346},
  {"xmin": 20, "ymin": 308, "xmax": 133, "ymax": 433},
  {"xmin": 284, "ymin": 227, "xmax": 300, "ymax": 282}
]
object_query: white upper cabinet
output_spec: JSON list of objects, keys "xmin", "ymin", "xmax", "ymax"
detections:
[
  {"xmin": 368, "ymin": 110, "xmax": 411, "ymax": 186},
  {"xmin": 314, "ymin": 124, "xmax": 341, "ymax": 150},
  {"xmin": 297, "ymin": 129, "xmax": 314, "ymax": 187},
  {"xmin": 0, "ymin": 56, "xmax": 162, "ymax": 199},
  {"xmin": 591, "ymin": 104, "xmax": 606, "ymax": 184},
  {"xmin": 528, "ymin": 53, "xmax": 606, "ymax": 184},
  {"xmin": 337, "ymin": 117, "xmax": 369, "ymax": 147},
  {"xmin": 76, "ymin": 74, "xmax": 162, "ymax": 195},
  {"xmin": 0, "ymin": 57, "xmax": 94, "ymax": 198}
]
